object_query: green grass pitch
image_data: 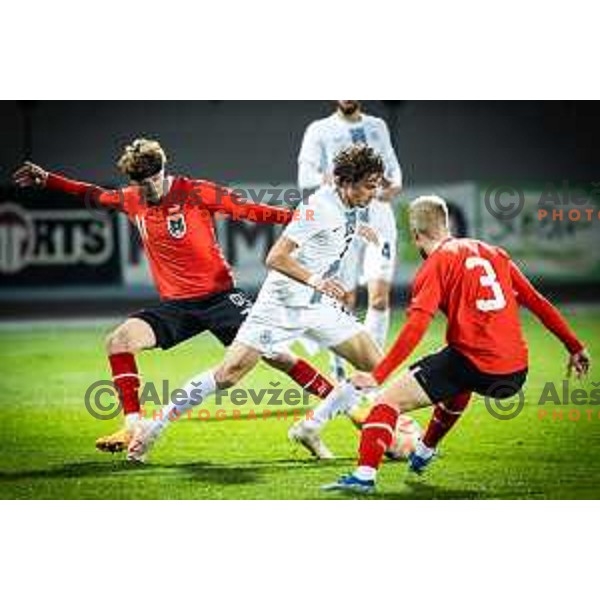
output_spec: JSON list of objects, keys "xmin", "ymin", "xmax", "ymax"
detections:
[{"xmin": 1, "ymin": 308, "xmax": 599, "ymax": 499}]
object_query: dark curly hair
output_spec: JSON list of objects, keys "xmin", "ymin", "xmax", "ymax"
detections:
[{"xmin": 333, "ymin": 144, "xmax": 384, "ymax": 185}]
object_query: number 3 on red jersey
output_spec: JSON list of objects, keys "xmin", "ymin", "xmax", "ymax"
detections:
[{"xmin": 465, "ymin": 257, "xmax": 507, "ymax": 312}]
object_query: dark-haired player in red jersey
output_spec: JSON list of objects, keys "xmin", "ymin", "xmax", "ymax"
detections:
[
  {"xmin": 13, "ymin": 138, "xmax": 336, "ymax": 457},
  {"xmin": 323, "ymin": 194, "xmax": 590, "ymax": 493}
]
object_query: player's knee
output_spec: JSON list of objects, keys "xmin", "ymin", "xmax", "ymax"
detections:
[
  {"xmin": 106, "ymin": 326, "xmax": 137, "ymax": 355},
  {"xmin": 356, "ymin": 354, "xmax": 380, "ymax": 372}
]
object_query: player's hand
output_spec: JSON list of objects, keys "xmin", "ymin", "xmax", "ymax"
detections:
[
  {"xmin": 319, "ymin": 277, "xmax": 348, "ymax": 302},
  {"xmin": 358, "ymin": 225, "xmax": 379, "ymax": 245},
  {"xmin": 13, "ymin": 162, "xmax": 48, "ymax": 188},
  {"xmin": 378, "ymin": 178, "xmax": 401, "ymax": 202},
  {"xmin": 567, "ymin": 349, "xmax": 591, "ymax": 379},
  {"xmin": 350, "ymin": 371, "xmax": 378, "ymax": 391},
  {"xmin": 310, "ymin": 276, "xmax": 347, "ymax": 302}
]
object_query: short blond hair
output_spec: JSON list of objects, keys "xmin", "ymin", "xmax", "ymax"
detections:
[
  {"xmin": 408, "ymin": 195, "xmax": 449, "ymax": 236},
  {"xmin": 117, "ymin": 138, "xmax": 167, "ymax": 181}
]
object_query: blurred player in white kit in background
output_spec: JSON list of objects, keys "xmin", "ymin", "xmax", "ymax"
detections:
[{"xmin": 298, "ymin": 101, "xmax": 402, "ymax": 380}]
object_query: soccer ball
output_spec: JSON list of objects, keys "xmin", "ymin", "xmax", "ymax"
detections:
[{"xmin": 386, "ymin": 414, "xmax": 422, "ymax": 460}]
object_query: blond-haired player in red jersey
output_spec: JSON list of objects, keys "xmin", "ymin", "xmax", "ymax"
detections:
[
  {"xmin": 13, "ymin": 139, "xmax": 336, "ymax": 457},
  {"xmin": 323, "ymin": 195, "xmax": 590, "ymax": 493}
]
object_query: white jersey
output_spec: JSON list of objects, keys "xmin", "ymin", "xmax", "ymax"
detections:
[
  {"xmin": 338, "ymin": 199, "xmax": 397, "ymax": 287},
  {"xmin": 298, "ymin": 111, "xmax": 401, "ymax": 290},
  {"xmin": 258, "ymin": 185, "xmax": 358, "ymax": 307},
  {"xmin": 297, "ymin": 112, "xmax": 402, "ymax": 191}
]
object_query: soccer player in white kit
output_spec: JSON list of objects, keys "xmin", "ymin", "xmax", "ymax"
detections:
[
  {"xmin": 298, "ymin": 101, "xmax": 402, "ymax": 380},
  {"xmin": 128, "ymin": 145, "xmax": 387, "ymax": 462}
]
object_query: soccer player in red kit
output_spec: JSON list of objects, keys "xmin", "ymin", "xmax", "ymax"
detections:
[
  {"xmin": 323, "ymin": 195, "xmax": 590, "ymax": 493},
  {"xmin": 13, "ymin": 139, "xmax": 335, "ymax": 456}
]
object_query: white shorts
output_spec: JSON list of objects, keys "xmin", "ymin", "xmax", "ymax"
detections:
[
  {"xmin": 235, "ymin": 294, "xmax": 365, "ymax": 358},
  {"xmin": 340, "ymin": 200, "xmax": 397, "ymax": 289}
]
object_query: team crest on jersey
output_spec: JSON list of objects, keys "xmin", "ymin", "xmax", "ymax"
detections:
[
  {"xmin": 167, "ymin": 213, "xmax": 186, "ymax": 239},
  {"xmin": 350, "ymin": 127, "xmax": 367, "ymax": 144}
]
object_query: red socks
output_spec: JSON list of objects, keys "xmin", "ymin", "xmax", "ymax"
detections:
[
  {"xmin": 288, "ymin": 359, "xmax": 334, "ymax": 399},
  {"xmin": 422, "ymin": 392, "xmax": 471, "ymax": 449},
  {"xmin": 108, "ymin": 353, "xmax": 141, "ymax": 416},
  {"xmin": 358, "ymin": 403, "xmax": 399, "ymax": 469},
  {"xmin": 107, "ymin": 356, "xmax": 330, "ymax": 420}
]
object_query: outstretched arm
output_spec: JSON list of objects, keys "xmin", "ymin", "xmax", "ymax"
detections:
[
  {"xmin": 510, "ymin": 261, "xmax": 583, "ymax": 353},
  {"xmin": 510, "ymin": 261, "xmax": 589, "ymax": 377},
  {"xmin": 195, "ymin": 181, "xmax": 293, "ymax": 225},
  {"xmin": 13, "ymin": 162, "xmax": 124, "ymax": 209}
]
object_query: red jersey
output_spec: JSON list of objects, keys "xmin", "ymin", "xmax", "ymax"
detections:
[
  {"xmin": 46, "ymin": 173, "xmax": 292, "ymax": 300},
  {"xmin": 373, "ymin": 237, "xmax": 583, "ymax": 383}
]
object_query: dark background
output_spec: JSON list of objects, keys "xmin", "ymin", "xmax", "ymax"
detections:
[
  {"xmin": 1, "ymin": 100, "xmax": 599, "ymax": 319},
  {"xmin": 2, "ymin": 101, "xmax": 599, "ymax": 187}
]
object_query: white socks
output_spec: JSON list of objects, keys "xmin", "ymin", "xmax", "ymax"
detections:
[
  {"xmin": 158, "ymin": 370, "xmax": 217, "ymax": 429},
  {"xmin": 415, "ymin": 438, "xmax": 435, "ymax": 459},
  {"xmin": 125, "ymin": 412, "xmax": 140, "ymax": 431},
  {"xmin": 307, "ymin": 382, "xmax": 360, "ymax": 430},
  {"xmin": 355, "ymin": 466, "xmax": 377, "ymax": 481},
  {"xmin": 365, "ymin": 307, "xmax": 390, "ymax": 350}
]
